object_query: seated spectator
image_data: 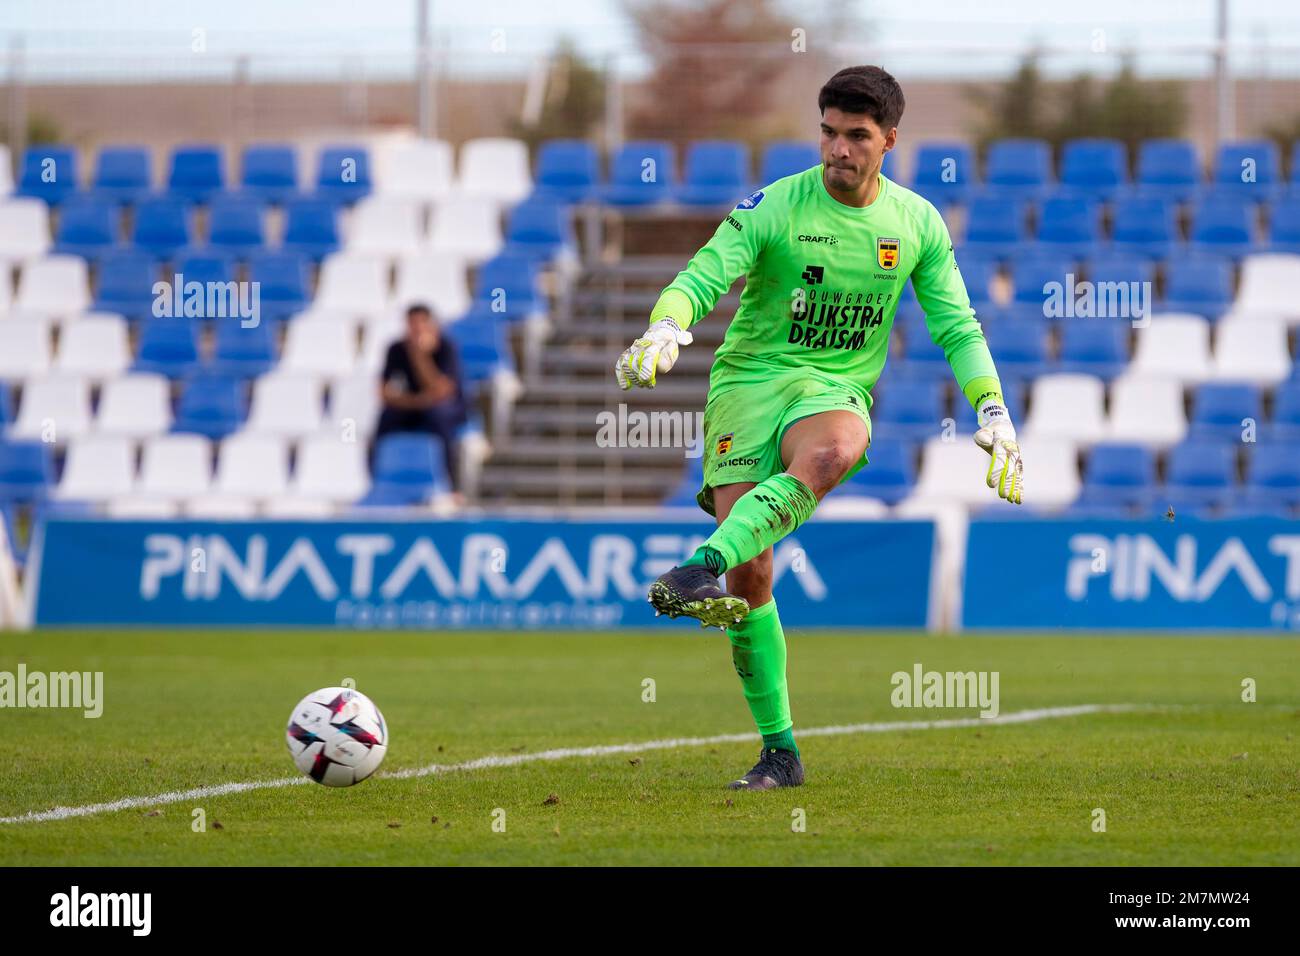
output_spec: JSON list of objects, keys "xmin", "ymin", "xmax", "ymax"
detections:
[{"xmin": 377, "ymin": 304, "xmax": 468, "ymax": 496}]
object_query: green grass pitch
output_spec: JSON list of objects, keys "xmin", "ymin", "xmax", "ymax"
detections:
[{"xmin": 1, "ymin": 628, "xmax": 1296, "ymax": 866}]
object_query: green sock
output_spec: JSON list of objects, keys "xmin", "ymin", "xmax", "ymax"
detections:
[
  {"xmin": 727, "ymin": 599, "xmax": 798, "ymax": 757},
  {"xmin": 687, "ymin": 472, "xmax": 818, "ymax": 573}
]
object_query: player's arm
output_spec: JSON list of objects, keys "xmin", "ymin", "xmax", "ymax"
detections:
[
  {"xmin": 615, "ymin": 192, "xmax": 774, "ymax": 389},
  {"xmin": 912, "ymin": 203, "xmax": 1023, "ymax": 504}
]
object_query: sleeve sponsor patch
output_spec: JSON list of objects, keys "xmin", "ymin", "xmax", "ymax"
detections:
[{"xmin": 734, "ymin": 190, "xmax": 764, "ymax": 210}]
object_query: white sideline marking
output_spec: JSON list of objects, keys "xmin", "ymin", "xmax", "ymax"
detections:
[{"xmin": 0, "ymin": 704, "xmax": 1141, "ymax": 825}]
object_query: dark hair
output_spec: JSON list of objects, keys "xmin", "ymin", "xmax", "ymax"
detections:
[
  {"xmin": 818, "ymin": 66, "xmax": 905, "ymax": 130},
  {"xmin": 406, "ymin": 303, "xmax": 434, "ymax": 321}
]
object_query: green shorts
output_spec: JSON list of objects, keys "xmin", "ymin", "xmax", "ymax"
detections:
[{"xmin": 697, "ymin": 370, "xmax": 873, "ymax": 516}]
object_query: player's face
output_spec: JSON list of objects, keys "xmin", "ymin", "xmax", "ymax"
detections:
[{"xmin": 819, "ymin": 107, "xmax": 896, "ymax": 192}]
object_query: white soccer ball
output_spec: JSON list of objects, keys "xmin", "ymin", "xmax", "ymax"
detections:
[{"xmin": 286, "ymin": 687, "xmax": 388, "ymax": 787}]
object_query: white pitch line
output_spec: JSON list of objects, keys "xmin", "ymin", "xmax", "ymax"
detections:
[{"xmin": 0, "ymin": 704, "xmax": 1141, "ymax": 825}]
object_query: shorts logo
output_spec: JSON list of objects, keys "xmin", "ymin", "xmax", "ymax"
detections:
[
  {"xmin": 716, "ymin": 432, "xmax": 734, "ymax": 455},
  {"xmin": 877, "ymin": 237, "xmax": 900, "ymax": 270},
  {"xmin": 735, "ymin": 190, "xmax": 764, "ymax": 210}
]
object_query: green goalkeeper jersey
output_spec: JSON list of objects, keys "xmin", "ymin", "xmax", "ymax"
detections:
[{"xmin": 650, "ymin": 165, "xmax": 1000, "ymax": 411}]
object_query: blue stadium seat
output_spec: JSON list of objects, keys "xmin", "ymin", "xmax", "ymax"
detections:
[
  {"xmin": 448, "ymin": 309, "xmax": 514, "ymax": 394},
  {"xmin": 1086, "ymin": 252, "xmax": 1155, "ymax": 289},
  {"xmin": 1210, "ymin": 139, "xmax": 1282, "ymax": 202},
  {"xmin": 131, "ymin": 197, "xmax": 193, "ymax": 259},
  {"xmin": 601, "ymin": 141, "xmax": 677, "ymax": 206},
  {"xmin": 239, "ymin": 144, "xmax": 299, "ymax": 204},
  {"xmin": 1077, "ymin": 443, "xmax": 1156, "ymax": 513},
  {"xmin": 314, "ymin": 145, "xmax": 372, "ymax": 205},
  {"xmin": 17, "ymin": 145, "xmax": 79, "ymax": 205},
  {"xmin": 474, "ymin": 253, "xmax": 545, "ymax": 321},
  {"xmin": 1059, "ymin": 139, "xmax": 1128, "ymax": 200},
  {"xmin": 1007, "ymin": 251, "xmax": 1074, "ymax": 320},
  {"xmin": 898, "ymin": 322, "xmax": 953, "ymax": 378},
  {"xmin": 1034, "ymin": 196, "xmax": 1101, "ymax": 259},
  {"xmin": 1134, "ymin": 139, "xmax": 1201, "ymax": 203},
  {"xmin": 203, "ymin": 196, "xmax": 267, "ymax": 259},
  {"xmin": 134, "ymin": 319, "xmax": 201, "ymax": 378},
  {"xmin": 173, "ymin": 373, "xmax": 248, "ymax": 440},
  {"xmin": 957, "ymin": 258, "xmax": 996, "ymax": 311},
  {"xmin": 1268, "ymin": 196, "xmax": 1300, "ymax": 254},
  {"xmin": 54, "ymin": 197, "xmax": 119, "ymax": 260},
  {"xmin": 94, "ymin": 250, "xmax": 158, "ymax": 318},
  {"xmin": 533, "ymin": 140, "xmax": 601, "ymax": 203},
  {"xmin": 209, "ymin": 320, "xmax": 277, "ymax": 378},
  {"xmin": 1160, "ymin": 254, "xmax": 1234, "ymax": 319},
  {"xmin": 1241, "ymin": 444, "xmax": 1300, "ymax": 512},
  {"xmin": 280, "ymin": 198, "xmax": 339, "ymax": 260},
  {"xmin": 1161, "ymin": 440, "xmax": 1237, "ymax": 512},
  {"xmin": 1057, "ymin": 321, "xmax": 1129, "ymax": 380},
  {"xmin": 1189, "ymin": 196, "xmax": 1257, "ymax": 259},
  {"xmin": 962, "ymin": 198, "xmax": 1029, "ymax": 256},
  {"xmin": 910, "ymin": 141, "xmax": 976, "ymax": 207},
  {"xmin": 1190, "ymin": 383, "xmax": 1262, "ymax": 443},
  {"xmin": 871, "ymin": 381, "xmax": 947, "ymax": 445},
  {"xmin": 167, "ymin": 144, "xmax": 226, "ymax": 203},
  {"xmin": 1110, "ymin": 196, "xmax": 1180, "ymax": 260},
  {"xmin": 0, "ymin": 440, "xmax": 55, "ymax": 503},
  {"xmin": 1262, "ymin": 381, "xmax": 1300, "ymax": 444},
  {"xmin": 982, "ymin": 317, "xmax": 1050, "ymax": 378},
  {"xmin": 363, "ymin": 434, "xmax": 446, "ymax": 505},
  {"xmin": 982, "ymin": 138, "xmax": 1052, "ymax": 200},
  {"xmin": 503, "ymin": 198, "xmax": 572, "ymax": 262},
  {"xmin": 758, "ymin": 141, "xmax": 820, "ymax": 187},
  {"xmin": 248, "ymin": 252, "xmax": 310, "ymax": 321},
  {"xmin": 677, "ymin": 141, "xmax": 749, "ymax": 206},
  {"xmin": 163, "ymin": 254, "xmax": 238, "ymax": 321},
  {"xmin": 91, "ymin": 145, "xmax": 152, "ymax": 205},
  {"xmin": 842, "ymin": 440, "xmax": 915, "ymax": 505}
]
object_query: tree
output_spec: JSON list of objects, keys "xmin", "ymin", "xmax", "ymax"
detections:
[{"xmin": 507, "ymin": 37, "xmax": 606, "ymax": 154}]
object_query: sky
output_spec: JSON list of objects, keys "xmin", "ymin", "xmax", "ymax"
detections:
[{"xmin": 3, "ymin": 0, "xmax": 1300, "ymax": 79}]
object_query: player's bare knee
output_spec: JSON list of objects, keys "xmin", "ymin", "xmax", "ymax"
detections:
[{"xmin": 798, "ymin": 443, "xmax": 858, "ymax": 497}]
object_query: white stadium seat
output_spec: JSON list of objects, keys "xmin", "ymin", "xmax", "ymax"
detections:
[
  {"xmin": 1106, "ymin": 375, "xmax": 1188, "ymax": 448},
  {"xmin": 135, "ymin": 434, "xmax": 213, "ymax": 499},
  {"xmin": 379, "ymin": 138, "xmax": 454, "ymax": 203},
  {"xmin": 0, "ymin": 319, "xmax": 52, "ymax": 382},
  {"xmin": 314, "ymin": 254, "xmax": 390, "ymax": 320},
  {"xmin": 262, "ymin": 497, "xmax": 338, "ymax": 518},
  {"xmin": 54, "ymin": 313, "xmax": 132, "ymax": 380},
  {"xmin": 281, "ymin": 317, "xmax": 357, "ymax": 377},
  {"xmin": 345, "ymin": 196, "xmax": 425, "ymax": 260},
  {"xmin": 427, "ymin": 196, "xmax": 503, "ymax": 264},
  {"xmin": 95, "ymin": 373, "xmax": 173, "ymax": 437},
  {"xmin": 358, "ymin": 320, "xmax": 403, "ymax": 374},
  {"xmin": 0, "ymin": 264, "xmax": 12, "ymax": 315},
  {"xmin": 107, "ymin": 497, "xmax": 181, "ymax": 519},
  {"xmin": 0, "ymin": 144, "xmax": 13, "ymax": 197},
  {"xmin": 213, "ymin": 433, "xmax": 290, "ymax": 499},
  {"xmin": 390, "ymin": 255, "xmax": 471, "ymax": 320},
  {"xmin": 1229, "ymin": 254, "xmax": 1300, "ymax": 324},
  {"xmin": 326, "ymin": 374, "xmax": 380, "ymax": 440},
  {"xmin": 1022, "ymin": 373, "xmax": 1108, "ymax": 448},
  {"xmin": 55, "ymin": 435, "xmax": 136, "ymax": 503},
  {"xmin": 1016, "ymin": 438, "xmax": 1081, "ymax": 510},
  {"xmin": 10, "ymin": 375, "xmax": 93, "ymax": 442},
  {"xmin": 14, "ymin": 255, "xmax": 91, "ymax": 318},
  {"xmin": 914, "ymin": 437, "xmax": 1004, "ymax": 507},
  {"xmin": 1129, "ymin": 313, "xmax": 1213, "ymax": 384},
  {"xmin": 0, "ymin": 198, "xmax": 52, "ymax": 262},
  {"xmin": 455, "ymin": 138, "xmax": 532, "ymax": 206},
  {"xmin": 185, "ymin": 495, "xmax": 259, "ymax": 519},
  {"xmin": 244, "ymin": 373, "xmax": 324, "ymax": 437},
  {"xmin": 1210, "ymin": 317, "xmax": 1292, "ymax": 386},
  {"xmin": 290, "ymin": 434, "xmax": 370, "ymax": 504}
]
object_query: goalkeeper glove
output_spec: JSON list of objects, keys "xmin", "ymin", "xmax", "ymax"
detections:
[
  {"xmin": 614, "ymin": 317, "xmax": 693, "ymax": 390},
  {"xmin": 973, "ymin": 398, "xmax": 1024, "ymax": 505}
]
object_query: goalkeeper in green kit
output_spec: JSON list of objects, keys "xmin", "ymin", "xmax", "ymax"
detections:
[{"xmin": 613, "ymin": 66, "xmax": 1025, "ymax": 791}]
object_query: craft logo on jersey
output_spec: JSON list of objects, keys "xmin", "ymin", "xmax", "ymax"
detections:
[
  {"xmin": 716, "ymin": 432, "xmax": 734, "ymax": 456},
  {"xmin": 735, "ymin": 190, "xmax": 764, "ymax": 210},
  {"xmin": 877, "ymin": 237, "xmax": 900, "ymax": 270}
]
